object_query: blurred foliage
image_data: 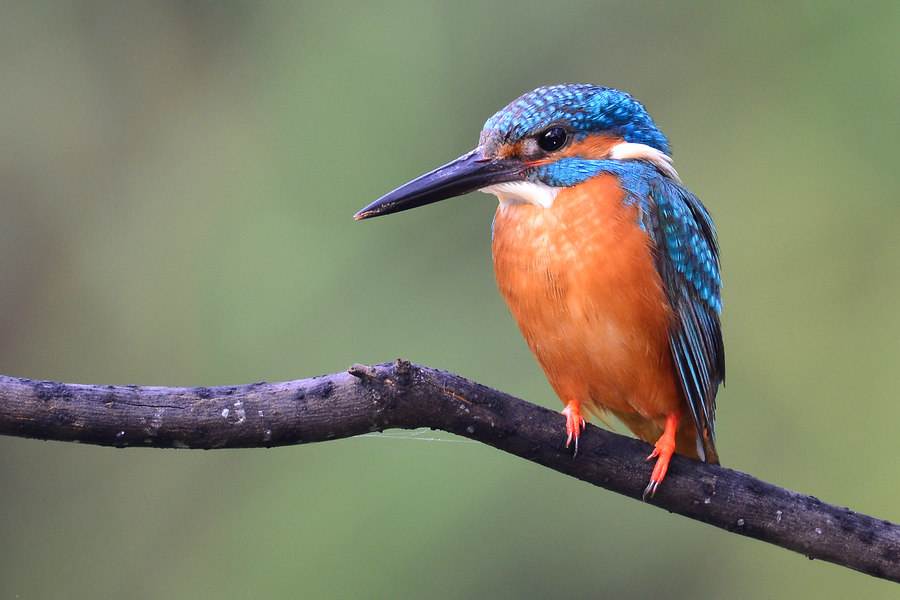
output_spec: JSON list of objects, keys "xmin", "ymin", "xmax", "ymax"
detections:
[{"xmin": 1, "ymin": 1, "xmax": 899, "ymax": 598}]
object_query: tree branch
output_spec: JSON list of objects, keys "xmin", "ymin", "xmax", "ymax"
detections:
[{"xmin": 1, "ymin": 361, "xmax": 897, "ymax": 582}]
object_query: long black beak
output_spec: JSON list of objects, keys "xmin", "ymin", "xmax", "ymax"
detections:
[{"xmin": 354, "ymin": 148, "xmax": 524, "ymax": 220}]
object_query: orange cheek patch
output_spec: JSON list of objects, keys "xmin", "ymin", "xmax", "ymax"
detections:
[
  {"xmin": 557, "ymin": 134, "xmax": 623, "ymax": 160},
  {"xmin": 524, "ymin": 135, "xmax": 624, "ymax": 168},
  {"xmin": 503, "ymin": 134, "xmax": 623, "ymax": 166}
]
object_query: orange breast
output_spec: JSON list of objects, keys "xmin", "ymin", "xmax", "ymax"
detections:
[{"xmin": 491, "ymin": 175, "xmax": 684, "ymax": 433}]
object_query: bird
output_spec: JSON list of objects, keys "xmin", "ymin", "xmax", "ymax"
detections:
[{"xmin": 354, "ymin": 84, "xmax": 724, "ymax": 498}]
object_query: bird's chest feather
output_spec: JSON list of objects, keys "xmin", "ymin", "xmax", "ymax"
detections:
[{"xmin": 491, "ymin": 174, "xmax": 675, "ymax": 414}]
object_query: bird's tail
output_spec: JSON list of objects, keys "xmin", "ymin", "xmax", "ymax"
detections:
[{"xmin": 694, "ymin": 422, "xmax": 720, "ymax": 465}]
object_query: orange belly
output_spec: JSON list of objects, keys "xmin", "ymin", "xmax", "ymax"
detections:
[{"xmin": 492, "ymin": 175, "xmax": 698, "ymax": 453}]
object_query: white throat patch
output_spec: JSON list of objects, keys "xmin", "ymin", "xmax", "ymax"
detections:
[
  {"xmin": 609, "ymin": 142, "xmax": 681, "ymax": 182},
  {"xmin": 481, "ymin": 181, "xmax": 561, "ymax": 209}
]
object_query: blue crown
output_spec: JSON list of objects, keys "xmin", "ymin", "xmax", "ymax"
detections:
[{"xmin": 481, "ymin": 84, "xmax": 670, "ymax": 155}]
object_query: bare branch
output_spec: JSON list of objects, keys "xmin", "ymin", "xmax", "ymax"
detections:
[{"xmin": 0, "ymin": 361, "xmax": 897, "ymax": 582}]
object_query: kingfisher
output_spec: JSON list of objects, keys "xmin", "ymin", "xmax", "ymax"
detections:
[{"xmin": 355, "ymin": 84, "xmax": 724, "ymax": 497}]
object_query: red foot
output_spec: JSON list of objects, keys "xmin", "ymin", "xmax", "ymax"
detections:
[
  {"xmin": 643, "ymin": 412, "xmax": 679, "ymax": 500},
  {"xmin": 562, "ymin": 401, "xmax": 586, "ymax": 456}
]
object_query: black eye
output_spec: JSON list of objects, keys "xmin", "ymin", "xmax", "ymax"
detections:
[{"xmin": 537, "ymin": 126, "xmax": 569, "ymax": 152}]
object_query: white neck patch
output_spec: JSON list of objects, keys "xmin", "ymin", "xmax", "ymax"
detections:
[
  {"xmin": 609, "ymin": 142, "xmax": 681, "ymax": 182},
  {"xmin": 480, "ymin": 181, "xmax": 561, "ymax": 209}
]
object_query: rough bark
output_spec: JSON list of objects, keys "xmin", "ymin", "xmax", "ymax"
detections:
[{"xmin": 0, "ymin": 361, "xmax": 897, "ymax": 582}]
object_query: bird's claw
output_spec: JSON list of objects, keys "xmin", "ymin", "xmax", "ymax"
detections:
[
  {"xmin": 642, "ymin": 436, "xmax": 675, "ymax": 501},
  {"xmin": 562, "ymin": 402, "xmax": 586, "ymax": 457},
  {"xmin": 642, "ymin": 479, "xmax": 661, "ymax": 501}
]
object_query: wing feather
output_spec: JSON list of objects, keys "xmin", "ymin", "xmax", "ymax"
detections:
[{"xmin": 645, "ymin": 176, "xmax": 724, "ymax": 463}]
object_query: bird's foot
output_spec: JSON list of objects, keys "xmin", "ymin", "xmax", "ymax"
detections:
[
  {"xmin": 643, "ymin": 412, "xmax": 679, "ymax": 500},
  {"xmin": 561, "ymin": 401, "xmax": 586, "ymax": 456}
]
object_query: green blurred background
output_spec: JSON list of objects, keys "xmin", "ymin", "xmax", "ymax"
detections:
[{"xmin": 1, "ymin": 2, "xmax": 898, "ymax": 598}]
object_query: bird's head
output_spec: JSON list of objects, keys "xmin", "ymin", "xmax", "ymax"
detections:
[{"xmin": 355, "ymin": 84, "xmax": 673, "ymax": 219}]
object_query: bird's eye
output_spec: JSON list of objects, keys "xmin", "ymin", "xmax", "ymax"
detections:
[{"xmin": 536, "ymin": 126, "xmax": 569, "ymax": 152}]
